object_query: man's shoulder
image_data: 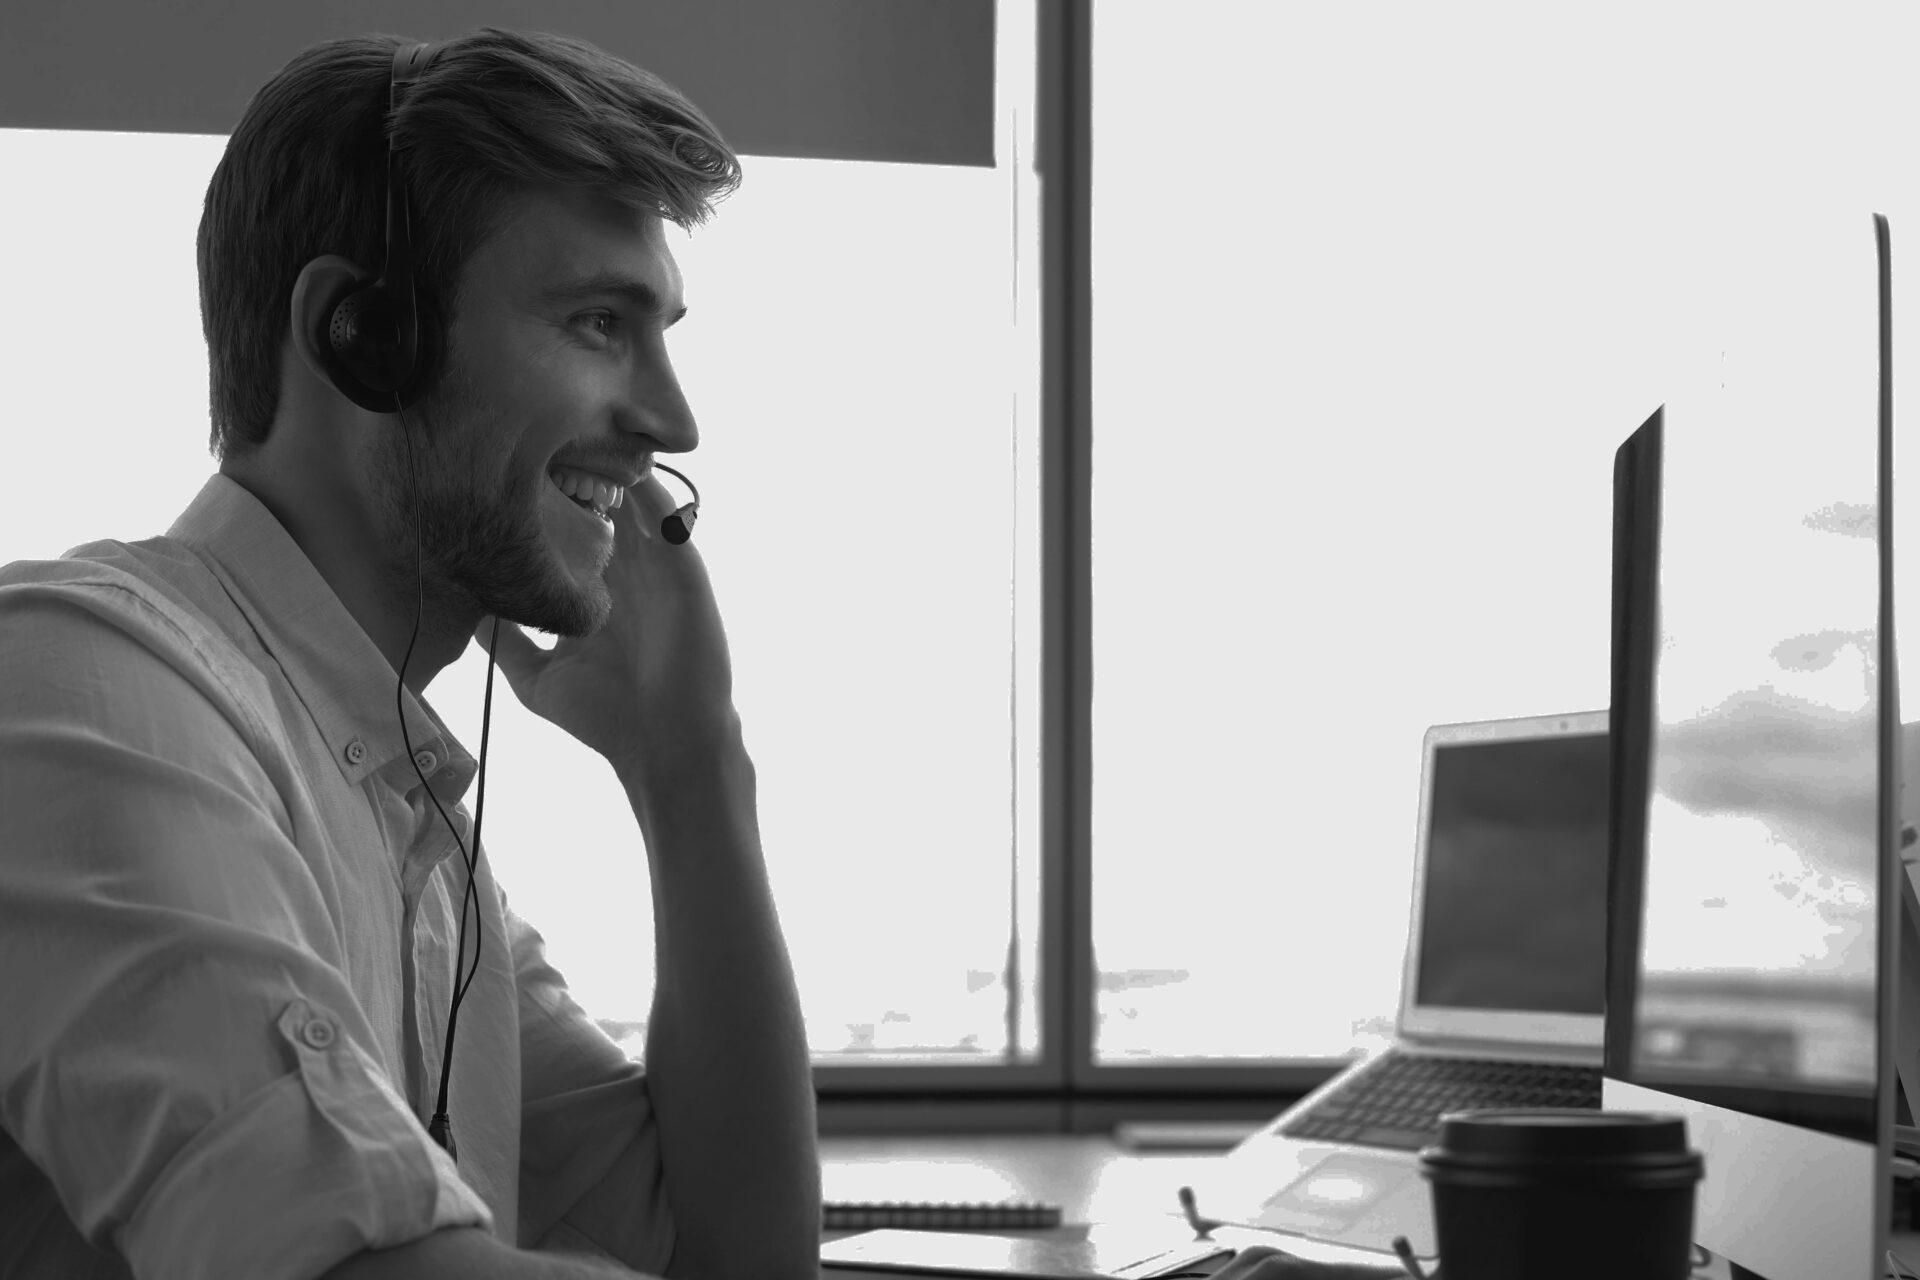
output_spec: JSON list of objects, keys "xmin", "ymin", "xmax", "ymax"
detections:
[
  {"xmin": 1, "ymin": 538, "xmax": 208, "ymax": 643},
  {"xmin": 1, "ymin": 534, "xmax": 198, "ymax": 596},
  {"xmin": 2, "ymin": 533, "xmax": 240, "ymax": 629},
  {"xmin": 0, "ymin": 537, "xmax": 274, "ymax": 716}
]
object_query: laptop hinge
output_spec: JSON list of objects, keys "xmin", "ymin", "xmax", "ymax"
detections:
[{"xmin": 1392, "ymin": 1035, "xmax": 1600, "ymax": 1063}]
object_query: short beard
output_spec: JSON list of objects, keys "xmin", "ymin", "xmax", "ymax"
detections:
[{"xmin": 369, "ymin": 367, "xmax": 610, "ymax": 643}]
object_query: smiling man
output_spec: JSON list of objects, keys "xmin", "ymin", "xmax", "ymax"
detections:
[
  {"xmin": 0, "ymin": 28, "xmax": 816, "ymax": 1280},
  {"xmin": 241, "ymin": 187, "xmax": 699, "ymax": 677}
]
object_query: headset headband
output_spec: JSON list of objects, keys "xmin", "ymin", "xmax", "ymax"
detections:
[{"xmin": 379, "ymin": 42, "xmax": 435, "ymax": 344}]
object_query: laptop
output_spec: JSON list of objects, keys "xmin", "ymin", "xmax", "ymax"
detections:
[{"xmin": 1190, "ymin": 710, "xmax": 1612, "ymax": 1262}]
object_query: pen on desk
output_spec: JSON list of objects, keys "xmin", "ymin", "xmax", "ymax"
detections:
[
  {"xmin": 1390, "ymin": 1236, "xmax": 1430, "ymax": 1280},
  {"xmin": 1177, "ymin": 1185, "xmax": 1221, "ymax": 1239}
]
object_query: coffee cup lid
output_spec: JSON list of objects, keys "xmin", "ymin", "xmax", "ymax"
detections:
[{"xmin": 1428, "ymin": 1108, "xmax": 1694, "ymax": 1165}]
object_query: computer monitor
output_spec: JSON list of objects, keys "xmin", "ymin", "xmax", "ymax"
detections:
[{"xmin": 1605, "ymin": 214, "xmax": 1897, "ymax": 1280}]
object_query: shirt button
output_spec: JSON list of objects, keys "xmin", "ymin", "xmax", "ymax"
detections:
[
  {"xmin": 300, "ymin": 1016, "xmax": 337, "ymax": 1050},
  {"xmin": 345, "ymin": 739, "xmax": 367, "ymax": 765},
  {"xmin": 413, "ymin": 749, "xmax": 438, "ymax": 774}
]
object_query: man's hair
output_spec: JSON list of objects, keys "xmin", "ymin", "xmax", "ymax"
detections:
[{"xmin": 197, "ymin": 27, "xmax": 742, "ymax": 463}]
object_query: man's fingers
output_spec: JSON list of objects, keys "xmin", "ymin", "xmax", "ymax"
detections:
[{"xmin": 1212, "ymin": 1250, "xmax": 1406, "ymax": 1280}]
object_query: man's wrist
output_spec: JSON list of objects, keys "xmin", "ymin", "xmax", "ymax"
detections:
[
  {"xmin": 611, "ymin": 713, "xmax": 753, "ymax": 825},
  {"xmin": 609, "ymin": 708, "xmax": 746, "ymax": 784}
]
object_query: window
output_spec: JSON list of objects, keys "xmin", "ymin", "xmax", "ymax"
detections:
[
  {"xmin": 1087, "ymin": 0, "xmax": 1920, "ymax": 1065},
  {"xmin": 0, "ymin": 128, "xmax": 227, "ymax": 563}
]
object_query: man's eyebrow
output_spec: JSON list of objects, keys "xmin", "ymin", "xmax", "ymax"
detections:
[{"xmin": 538, "ymin": 272, "xmax": 688, "ymax": 326}]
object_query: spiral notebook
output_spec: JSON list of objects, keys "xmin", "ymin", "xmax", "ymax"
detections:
[
  {"xmin": 819, "ymin": 1225, "xmax": 1233, "ymax": 1280},
  {"xmin": 824, "ymin": 1202, "xmax": 1064, "ymax": 1231}
]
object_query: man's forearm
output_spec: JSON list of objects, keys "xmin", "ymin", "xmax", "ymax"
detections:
[
  {"xmin": 620, "ymin": 719, "xmax": 819, "ymax": 1280},
  {"xmin": 320, "ymin": 1227, "xmax": 648, "ymax": 1280}
]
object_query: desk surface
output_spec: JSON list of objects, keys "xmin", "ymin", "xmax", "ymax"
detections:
[{"xmin": 820, "ymin": 1132, "xmax": 1920, "ymax": 1280}]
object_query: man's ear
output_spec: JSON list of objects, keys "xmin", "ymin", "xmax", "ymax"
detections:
[{"xmin": 287, "ymin": 255, "xmax": 376, "ymax": 394}]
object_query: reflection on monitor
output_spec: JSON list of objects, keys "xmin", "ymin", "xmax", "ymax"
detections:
[{"xmin": 1634, "ymin": 443, "xmax": 1881, "ymax": 1093}]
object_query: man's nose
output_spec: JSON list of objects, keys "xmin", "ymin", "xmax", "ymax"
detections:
[{"xmin": 623, "ymin": 366, "xmax": 698, "ymax": 454}]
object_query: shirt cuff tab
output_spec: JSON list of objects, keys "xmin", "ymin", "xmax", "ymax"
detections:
[{"xmin": 120, "ymin": 998, "xmax": 491, "ymax": 1280}]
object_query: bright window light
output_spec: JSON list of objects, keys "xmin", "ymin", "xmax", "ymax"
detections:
[{"xmin": 1088, "ymin": 0, "xmax": 1920, "ymax": 1063}]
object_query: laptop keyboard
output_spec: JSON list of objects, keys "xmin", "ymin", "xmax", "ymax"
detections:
[{"xmin": 1278, "ymin": 1051, "xmax": 1602, "ymax": 1152}]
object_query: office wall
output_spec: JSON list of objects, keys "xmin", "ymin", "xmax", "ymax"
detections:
[{"xmin": 0, "ymin": 0, "xmax": 994, "ymax": 166}]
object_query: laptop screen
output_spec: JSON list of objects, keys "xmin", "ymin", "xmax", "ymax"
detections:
[{"xmin": 1412, "ymin": 731, "xmax": 1611, "ymax": 1016}]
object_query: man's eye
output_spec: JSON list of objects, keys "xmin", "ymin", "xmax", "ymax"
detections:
[{"xmin": 580, "ymin": 312, "xmax": 619, "ymax": 337}]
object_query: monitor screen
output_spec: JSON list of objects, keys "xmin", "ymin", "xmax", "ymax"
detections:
[
  {"xmin": 1605, "ymin": 218, "xmax": 1896, "ymax": 1214},
  {"xmin": 1414, "ymin": 733, "xmax": 1610, "ymax": 1016}
]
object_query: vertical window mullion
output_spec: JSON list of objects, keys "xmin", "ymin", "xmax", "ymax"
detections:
[{"xmin": 1038, "ymin": 0, "xmax": 1095, "ymax": 1100}]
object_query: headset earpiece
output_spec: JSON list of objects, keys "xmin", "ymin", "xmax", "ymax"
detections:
[
  {"xmin": 324, "ymin": 276, "xmax": 413, "ymax": 412},
  {"xmin": 319, "ymin": 43, "xmax": 433, "ymax": 415}
]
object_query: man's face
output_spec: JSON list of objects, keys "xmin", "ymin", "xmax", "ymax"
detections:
[{"xmin": 365, "ymin": 185, "xmax": 696, "ymax": 639}]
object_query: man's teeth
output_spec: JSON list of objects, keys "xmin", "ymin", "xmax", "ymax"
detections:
[{"xmin": 548, "ymin": 465, "xmax": 625, "ymax": 515}]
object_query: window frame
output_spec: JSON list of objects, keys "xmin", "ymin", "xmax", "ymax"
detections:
[{"xmin": 810, "ymin": 0, "xmax": 1346, "ymax": 1131}]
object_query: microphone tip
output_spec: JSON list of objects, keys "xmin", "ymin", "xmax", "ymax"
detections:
[{"xmin": 661, "ymin": 505, "xmax": 697, "ymax": 545}]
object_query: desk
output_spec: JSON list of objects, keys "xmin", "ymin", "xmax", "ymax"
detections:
[
  {"xmin": 820, "ymin": 1133, "xmax": 1920, "ymax": 1279},
  {"xmin": 819, "ymin": 1133, "xmax": 1439, "ymax": 1275}
]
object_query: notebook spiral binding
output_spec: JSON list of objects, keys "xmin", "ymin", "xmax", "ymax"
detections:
[{"xmin": 822, "ymin": 1201, "xmax": 1064, "ymax": 1231}]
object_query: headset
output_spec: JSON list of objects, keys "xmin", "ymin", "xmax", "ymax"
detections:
[{"xmin": 321, "ymin": 39, "xmax": 701, "ymax": 1159}]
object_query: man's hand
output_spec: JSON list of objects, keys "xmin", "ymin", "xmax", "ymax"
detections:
[
  {"xmin": 480, "ymin": 470, "xmax": 735, "ymax": 768},
  {"xmin": 1204, "ymin": 1245, "xmax": 1407, "ymax": 1280},
  {"xmin": 478, "ymin": 471, "xmax": 818, "ymax": 1279}
]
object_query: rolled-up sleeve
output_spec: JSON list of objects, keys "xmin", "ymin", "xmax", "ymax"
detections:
[
  {"xmin": 509, "ymin": 898, "xmax": 675, "ymax": 1273},
  {"xmin": 0, "ymin": 578, "xmax": 489, "ymax": 1280}
]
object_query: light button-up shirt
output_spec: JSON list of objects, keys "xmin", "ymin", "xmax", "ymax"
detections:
[{"xmin": 0, "ymin": 474, "xmax": 674, "ymax": 1280}]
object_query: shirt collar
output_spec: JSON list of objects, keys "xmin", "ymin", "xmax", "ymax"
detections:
[{"xmin": 165, "ymin": 474, "xmax": 478, "ymax": 802}]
